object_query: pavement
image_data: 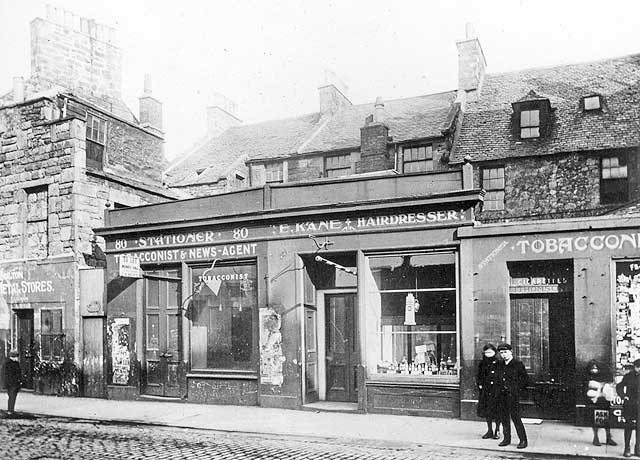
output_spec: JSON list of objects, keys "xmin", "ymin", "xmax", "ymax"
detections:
[{"xmin": 0, "ymin": 391, "xmax": 629, "ymax": 459}]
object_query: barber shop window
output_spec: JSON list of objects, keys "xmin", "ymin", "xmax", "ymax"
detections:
[
  {"xmin": 189, "ymin": 262, "xmax": 257, "ymax": 371},
  {"xmin": 41, "ymin": 309, "xmax": 63, "ymax": 360},
  {"xmin": 364, "ymin": 251, "xmax": 458, "ymax": 380}
]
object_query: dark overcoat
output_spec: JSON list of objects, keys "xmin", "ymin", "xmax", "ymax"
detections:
[
  {"xmin": 476, "ymin": 356, "xmax": 503, "ymax": 418},
  {"xmin": 3, "ymin": 359, "xmax": 22, "ymax": 390},
  {"xmin": 617, "ymin": 371, "xmax": 640, "ymax": 422}
]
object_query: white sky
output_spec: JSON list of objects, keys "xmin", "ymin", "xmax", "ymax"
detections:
[{"xmin": 1, "ymin": 0, "xmax": 639, "ymax": 160}]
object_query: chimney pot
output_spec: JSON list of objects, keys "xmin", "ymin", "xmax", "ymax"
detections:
[
  {"xmin": 374, "ymin": 97, "xmax": 385, "ymax": 124},
  {"xmin": 12, "ymin": 77, "xmax": 24, "ymax": 103},
  {"xmin": 143, "ymin": 74, "xmax": 152, "ymax": 95}
]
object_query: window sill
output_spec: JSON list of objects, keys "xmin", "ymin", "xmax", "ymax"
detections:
[
  {"xmin": 187, "ymin": 370, "xmax": 257, "ymax": 380},
  {"xmin": 367, "ymin": 373, "xmax": 459, "ymax": 387}
]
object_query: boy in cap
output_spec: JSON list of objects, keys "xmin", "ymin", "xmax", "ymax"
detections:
[
  {"xmin": 497, "ymin": 343, "xmax": 529, "ymax": 449},
  {"xmin": 4, "ymin": 349, "xmax": 23, "ymax": 416},
  {"xmin": 616, "ymin": 358, "xmax": 640, "ymax": 457}
]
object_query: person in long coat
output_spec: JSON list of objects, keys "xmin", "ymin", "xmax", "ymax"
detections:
[
  {"xmin": 585, "ymin": 360, "xmax": 616, "ymax": 446},
  {"xmin": 616, "ymin": 358, "xmax": 640, "ymax": 457},
  {"xmin": 476, "ymin": 343, "xmax": 502, "ymax": 439},
  {"xmin": 497, "ymin": 343, "xmax": 529, "ymax": 449},
  {"xmin": 4, "ymin": 350, "xmax": 23, "ymax": 416}
]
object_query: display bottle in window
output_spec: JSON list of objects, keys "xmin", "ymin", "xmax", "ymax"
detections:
[{"xmin": 401, "ymin": 356, "xmax": 408, "ymax": 374}]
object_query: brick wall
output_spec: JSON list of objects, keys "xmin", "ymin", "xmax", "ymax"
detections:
[{"xmin": 476, "ymin": 151, "xmax": 638, "ymax": 222}]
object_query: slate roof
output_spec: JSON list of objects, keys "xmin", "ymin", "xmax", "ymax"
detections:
[
  {"xmin": 451, "ymin": 53, "xmax": 640, "ymax": 164},
  {"xmin": 165, "ymin": 91, "xmax": 457, "ymax": 187}
]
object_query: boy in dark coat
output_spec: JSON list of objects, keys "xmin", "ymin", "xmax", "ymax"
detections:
[
  {"xmin": 497, "ymin": 343, "xmax": 529, "ymax": 449},
  {"xmin": 476, "ymin": 343, "xmax": 502, "ymax": 439},
  {"xmin": 4, "ymin": 350, "xmax": 23, "ymax": 415},
  {"xmin": 616, "ymin": 359, "xmax": 640, "ymax": 457}
]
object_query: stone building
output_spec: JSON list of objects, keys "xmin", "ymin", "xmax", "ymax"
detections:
[
  {"xmin": 449, "ymin": 32, "xmax": 640, "ymax": 423},
  {"xmin": 0, "ymin": 6, "xmax": 181, "ymax": 396}
]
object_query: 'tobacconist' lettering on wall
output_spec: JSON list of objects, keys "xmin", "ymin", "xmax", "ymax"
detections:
[{"xmin": 516, "ymin": 232, "xmax": 640, "ymax": 255}]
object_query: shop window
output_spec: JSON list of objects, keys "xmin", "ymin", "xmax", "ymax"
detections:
[
  {"xmin": 41, "ymin": 309, "xmax": 63, "ymax": 360},
  {"xmin": 325, "ymin": 154, "xmax": 352, "ymax": 178},
  {"xmin": 265, "ymin": 162, "xmax": 283, "ymax": 184},
  {"xmin": 601, "ymin": 155, "xmax": 628, "ymax": 204},
  {"xmin": 26, "ymin": 186, "xmax": 48, "ymax": 258},
  {"xmin": 615, "ymin": 261, "xmax": 640, "ymax": 377},
  {"xmin": 189, "ymin": 262, "xmax": 257, "ymax": 371},
  {"xmin": 402, "ymin": 145, "xmax": 433, "ymax": 173},
  {"xmin": 481, "ymin": 167, "xmax": 505, "ymax": 211},
  {"xmin": 364, "ymin": 251, "xmax": 458, "ymax": 380},
  {"xmin": 86, "ymin": 113, "xmax": 106, "ymax": 170}
]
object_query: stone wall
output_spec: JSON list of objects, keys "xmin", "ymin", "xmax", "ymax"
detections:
[
  {"xmin": 0, "ymin": 98, "xmax": 81, "ymax": 260},
  {"xmin": 476, "ymin": 152, "xmax": 633, "ymax": 222}
]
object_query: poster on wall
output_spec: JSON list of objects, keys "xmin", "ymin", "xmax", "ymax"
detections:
[
  {"xmin": 259, "ymin": 308, "xmax": 285, "ymax": 386},
  {"xmin": 615, "ymin": 261, "xmax": 640, "ymax": 374},
  {"xmin": 111, "ymin": 318, "xmax": 131, "ymax": 385}
]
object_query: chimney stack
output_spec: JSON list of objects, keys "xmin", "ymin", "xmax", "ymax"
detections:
[
  {"xmin": 206, "ymin": 93, "xmax": 241, "ymax": 137},
  {"xmin": 456, "ymin": 22, "xmax": 486, "ymax": 104},
  {"xmin": 318, "ymin": 69, "xmax": 352, "ymax": 115},
  {"xmin": 357, "ymin": 96, "xmax": 392, "ymax": 174},
  {"xmin": 138, "ymin": 74, "xmax": 163, "ymax": 134},
  {"xmin": 12, "ymin": 77, "xmax": 24, "ymax": 104}
]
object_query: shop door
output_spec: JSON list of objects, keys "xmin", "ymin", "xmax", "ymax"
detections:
[
  {"xmin": 325, "ymin": 293, "xmax": 358, "ymax": 402},
  {"xmin": 511, "ymin": 296, "xmax": 575, "ymax": 419},
  {"xmin": 144, "ymin": 276, "xmax": 182, "ymax": 397},
  {"xmin": 15, "ymin": 310, "xmax": 34, "ymax": 390},
  {"xmin": 82, "ymin": 317, "xmax": 105, "ymax": 398},
  {"xmin": 304, "ymin": 307, "xmax": 319, "ymax": 403}
]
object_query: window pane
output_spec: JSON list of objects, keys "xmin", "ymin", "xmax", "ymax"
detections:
[
  {"xmin": 521, "ymin": 111, "xmax": 530, "ymax": 126},
  {"xmin": 620, "ymin": 165, "xmax": 628, "ymax": 178},
  {"xmin": 190, "ymin": 264, "xmax": 257, "ymax": 370},
  {"xmin": 41, "ymin": 310, "xmax": 52, "ymax": 334},
  {"xmin": 602, "ymin": 168, "xmax": 611, "ymax": 180},
  {"xmin": 41, "ymin": 336, "xmax": 51, "ymax": 360},
  {"xmin": 167, "ymin": 314, "xmax": 179, "ymax": 353},
  {"xmin": 168, "ymin": 280, "xmax": 180, "ymax": 308},
  {"xmin": 530, "ymin": 110, "xmax": 539, "ymax": 126},
  {"xmin": 53, "ymin": 310, "xmax": 62, "ymax": 333},
  {"xmin": 52, "ymin": 335, "xmax": 63, "ymax": 359},
  {"xmin": 584, "ymin": 96, "xmax": 601, "ymax": 110},
  {"xmin": 369, "ymin": 253, "xmax": 456, "ymax": 291}
]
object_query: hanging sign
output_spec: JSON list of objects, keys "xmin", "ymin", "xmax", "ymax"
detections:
[{"xmin": 118, "ymin": 255, "xmax": 142, "ymax": 278}]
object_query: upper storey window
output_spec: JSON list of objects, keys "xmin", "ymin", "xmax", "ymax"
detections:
[
  {"xmin": 511, "ymin": 92, "xmax": 552, "ymax": 141},
  {"xmin": 325, "ymin": 154, "xmax": 352, "ymax": 178},
  {"xmin": 265, "ymin": 162, "xmax": 283, "ymax": 184},
  {"xmin": 583, "ymin": 95, "xmax": 602, "ymax": 111},
  {"xmin": 601, "ymin": 154, "xmax": 628, "ymax": 204},
  {"xmin": 402, "ymin": 145, "xmax": 433, "ymax": 173},
  {"xmin": 86, "ymin": 113, "xmax": 107, "ymax": 169},
  {"xmin": 520, "ymin": 110, "xmax": 540, "ymax": 139}
]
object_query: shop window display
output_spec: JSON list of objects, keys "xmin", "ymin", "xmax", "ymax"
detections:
[
  {"xmin": 365, "ymin": 252, "xmax": 458, "ymax": 379},
  {"xmin": 190, "ymin": 263, "xmax": 257, "ymax": 371},
  {"xmin": 615, "ymin": 261, "xmax": 640, "ymax": 374}
]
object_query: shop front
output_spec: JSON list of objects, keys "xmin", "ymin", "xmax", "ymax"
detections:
[
  {"xmin": 458, "ymin": 216, "xmax": 640, "ymax": 423},
  {"xmin": 97, "ymin": 174, "xmax": 483, "ymax": 417},
  {"xmin": 0, "ymin": 258, "xmax": 76, "ymax": 392}
]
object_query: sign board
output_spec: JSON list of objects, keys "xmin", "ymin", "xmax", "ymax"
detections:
[
  {"xmin": 80, "ymin": 268, "xmax": 105, "ymax": 316},
  {"xmin": 119, "ymin": 255, "xmax": 142, "ymax": 278}
]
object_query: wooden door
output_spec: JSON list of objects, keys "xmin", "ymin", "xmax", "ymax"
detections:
[
  {"xmin": 325, "ymin": 293, "xmax": 358, "ymax": 402},
  {"xmin": 82, "ymin": 317, "xmax": 105, "ymax": 398},
  {"xmin": 304, "ymin": 307, "xmax": 318, "ymax": 403},
  {"xmin": 510, "ymin": 297, "xmax": 549, "ymax": 381},
  {"xmin": 15, "ymin": 310, "xmax": 34, "ymax": 389},
  {"xmin": 144, "ymin": 276, "xmax": 182, "ymax": 397}
]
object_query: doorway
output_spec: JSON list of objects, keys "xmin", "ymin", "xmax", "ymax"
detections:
[
  {"xmin": 324, "ymin": 292, "xmax": 358, "ymax": 402},
  {"xmin": 143, "ymin": 273, "xmax": 182, "ymax": 397},
  {"xmin": 14, "ymin": 309, "xmax": 34, "ymax": 390}
]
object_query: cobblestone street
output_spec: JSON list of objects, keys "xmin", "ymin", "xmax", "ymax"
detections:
[{"xmin": 0, "ymin": 415, "xmax": 575, "ymax": 460}]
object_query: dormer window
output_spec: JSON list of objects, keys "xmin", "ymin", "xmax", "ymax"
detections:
[
  {"xmin": 520, "ymin": 110, "xmax": 540, "ymax": 138},
  {"xmin": 583, "ymin": 95, "xmax": 602, "ymax": 111},
  {"xmin": 511, "ymin": 91, "xmax": 552, "ymax": 141}
]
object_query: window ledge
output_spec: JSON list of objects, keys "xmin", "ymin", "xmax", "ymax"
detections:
[
  {"xmin": 367, "ymin": 374, "xmax": 459, "ymax": 388},
  {"xmin": 187, "ymin": 371, "xmax": 257, "ymax": 380}
]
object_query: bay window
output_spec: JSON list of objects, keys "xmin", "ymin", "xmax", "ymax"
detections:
[{"xmin": 365, "ymin": 251, "xmax": 458, "ymax": 381}]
